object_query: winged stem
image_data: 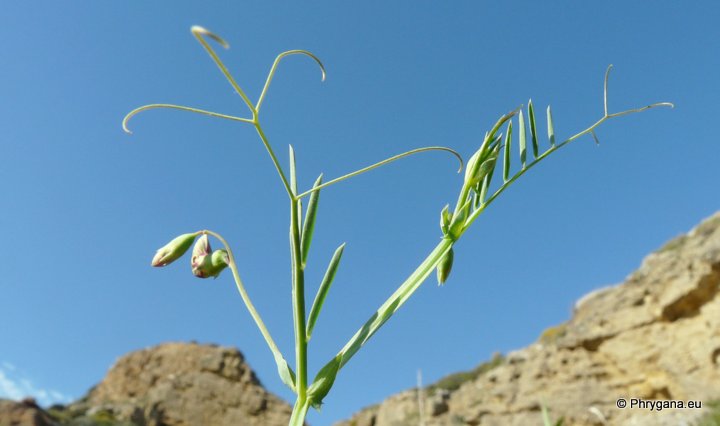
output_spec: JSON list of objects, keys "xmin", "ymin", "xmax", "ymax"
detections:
[{"xmin": 289, "ymin": 198, "xmax": 308, "ymax": 402}]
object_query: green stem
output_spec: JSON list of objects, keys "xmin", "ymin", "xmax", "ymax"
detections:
[
  {"xmin": 289, "ymin": 398, "xmax": 309, "ymax": 426},
  {"xmin": 290, "ymin": 199, "xmax": 308, "ymax": 400},
  {"xmin": 453, "ymin": 183, "xmax": 473, "ymax": 217},
  {"xmin": 203, "ymin": 230, "xmax": 284, "ymax": 363},
  {"xmin": 255, "ymin": 123, "xmax": 294, "ymax": 199},
  {"xmin": 334, "ymin": 237, "xmax": 453, "ymax": 369}
]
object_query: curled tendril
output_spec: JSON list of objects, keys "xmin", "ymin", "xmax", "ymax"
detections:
[
  {"xmin": 190, "ymin": 25, "xmax": 229, "ymax": 49},
  {"xmin": 604, "ymin": 64, "xmax": 613, "ymax": 116},
  {"xmin": 122, "ymin": 104, "xmax": 253, "ymax": 134},
  {"xmin": 191, "ymin": 25, "xmax": 255, "ymax": 113},
  {"xmin": 296, "ymin": 146, "xmax": 464, "ymax": 199},
  {"xmin": 257, "ymin": 50, "xmax": 327, "ymax": 113},
  {"xmin": 603, "ymin": 64, "xmax": 674, "ymax": 118}
]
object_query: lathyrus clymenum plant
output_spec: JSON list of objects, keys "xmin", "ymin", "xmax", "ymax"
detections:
[{"xmin": 123, "ymin": 26, "xmax": 671, "ymax": 425}]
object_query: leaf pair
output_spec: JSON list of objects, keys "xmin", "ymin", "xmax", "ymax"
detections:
[
  {"xmin": 288, "ymin": 148, "xmax": 345, "ymax": 342},
  {"xmin": 288, "ymin": 149, "xmax": 345, "ymax": 405}
]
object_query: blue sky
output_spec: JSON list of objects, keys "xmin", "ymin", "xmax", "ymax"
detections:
[{"xmin": 0, "ymin": 1, "xmax": 717, "ymax": 424}]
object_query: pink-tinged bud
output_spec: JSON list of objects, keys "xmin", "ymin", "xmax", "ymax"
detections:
[
  {"xmin": 191, "ymin": 235, "xmax": 229, "ymax": 279},
  {"xmin": 151, "ymin": 233, "xmax": 198, "ymax": 267},
  {"xmin": 192, "ymin": 234, "xmax": 211, "ymax": 259}
]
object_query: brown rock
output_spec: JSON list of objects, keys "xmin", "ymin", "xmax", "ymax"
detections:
[
  {"xmin": 337, "ymin": 212, "xmax": 720, "ymax": 426},
  {"xmin": 0, "ymin": 398, "xmax": 57, "ymax": 426},
  {"xmin": 71, "ymin": 342, "xmax": 292, "ymax": 426}
]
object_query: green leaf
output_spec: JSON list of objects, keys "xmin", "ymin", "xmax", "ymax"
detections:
[
  {"xmin": 274, "ymin": 353, "xmax": 297, "ymax": 393},
  {"xmin": 475, "ymin": 150, "xmax": 499, "ymax": 184},
  {"xmin": 301, "ymin": 174, "xmax": 323, "ymax": 267},
  {"xmin": 546, "ymin": 105, "xmax": 555, "ymax": 146},
  {"xmin": 307, "ymin": 355, "xmax": 342, "ymax": 410},
  {"xmin": 478, "ymin": 175, "xmax": 489, "ymax": 204},
  {"xmin": 464, "ymin": 148, "xmax": 482, "ymax": 187},
  {"xmin": 528, "ymin": 100, "xmax": 539, "ymax": 158},
  {"xmin": 487, "ymin": 145, "xmax": 499, "ymax": 187},
  {"xmin": 503, "ymin": 121, "xmax": 512, "ymax": 182},
  {"xmin": 476, "ymin": 144, "xmax": 500, "ymax": 204},
  {"xmin": 519, "ymin": 110, "xmax": 527, "ymax": 167},
  {"xmin": 307, "ymin": 243, "xmax": 346, "ymax": 340},
  {"xmin": 541, "ymin": 404, "xmax": 552, "ymax": 426},
  {"xmin": 289, "ymin": 144, "xmax": 298, "ymax": 195}
]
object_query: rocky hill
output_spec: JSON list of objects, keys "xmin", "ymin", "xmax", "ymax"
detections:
[
  {"xmin": 336, "ymin": 213, "xmax": 720, "ymax": 426},
  {"xmin": 0, "ymin": 343, "xmax": 293, "ymax": 426},
  {"xmin": 1, "ymin": 213, "xmax": 719, "ymax": 426}
]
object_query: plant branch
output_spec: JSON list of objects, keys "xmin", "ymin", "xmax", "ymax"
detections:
[
  {"xmin": 463, "ymin": 100, "xmax": 673, "ymax": 232},
  {"xmin": 255, "ymin": 124, "xmax": 295, "ymax": 198},
  {"xmin": 325, "ymin": 69, "xmax": 673, "ymax": 376},
  {"xmin": 289, "ymin": 399, "xmax": 310, "ymax": 426},
  {"xmin": 331, "ymin": 238, "xmax": 453, "ymax": 370}
]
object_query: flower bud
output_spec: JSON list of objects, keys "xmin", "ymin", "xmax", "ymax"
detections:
[
  {"xmin": 151, "ymin": 233, "xmax": 198, "ymax": 267},
  {"xmin": 447, "ymin": 199, "xmax": 471, "ymax": 240},
  {"xmin": 436, "ymin": 248, "xmax": 454, "ymax": 286},
  {"xmin": 464, "ymin": 147, "xmax": 499, "ymax": 188},
  {"xmin": 191, "ymin": 235, "xmax": 229, "ymax": 279},
  {"xmin": 192, "ymin": 234, "xmax": 211, "ymax": 259}
]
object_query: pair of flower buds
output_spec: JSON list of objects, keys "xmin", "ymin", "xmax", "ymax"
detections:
[{"xmin": 151, "ymin": 232, "xmax": 229, "ymax": 279}]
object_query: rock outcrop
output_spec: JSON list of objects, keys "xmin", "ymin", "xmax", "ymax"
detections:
[
  {"xmin": 337, "ymin": 213, "xmax": 720, "ymax": 426},
  {"xmin": 0, "ymin": 398, "xmax": 56, "ymax": 426},
  {"xmin": 58, "ymin": 342, "xmax": 292, "ymax": 426}
]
